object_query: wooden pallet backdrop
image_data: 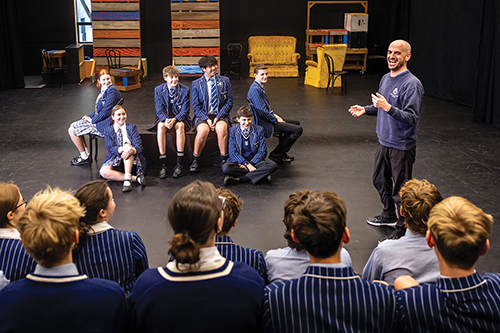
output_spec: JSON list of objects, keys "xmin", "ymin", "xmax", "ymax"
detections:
[
  {"xmin": 171, "ymin": 0, "xmax": 220, "ymax": 74},
  {"xmin": 92, "ymin": 0, "xmax": 141, "ymax": 68}
]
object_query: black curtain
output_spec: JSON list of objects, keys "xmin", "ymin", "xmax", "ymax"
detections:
[
  {"xmin": 473, "ymin": 0, "xmax": 500, "ymax": 128},
  {"xmin": 0, "ymin": 0, "xmax": 24, "ymax": 90}
]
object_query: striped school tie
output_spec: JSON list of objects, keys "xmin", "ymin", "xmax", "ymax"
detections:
[
  {"xmin": 117, "ymin": 128, "xmax": 123, "ymax": 146},
  {"xmin": 210, "ymin": 77, "xmax": 218, "ymax": 114}
]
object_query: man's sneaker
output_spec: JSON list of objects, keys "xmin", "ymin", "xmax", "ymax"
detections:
[
  {"xmin": 71, "ymin": 155, "xmax": 90, "ymax": 166},
  {"xmin": 159, "ymin": 164, "xmax": 167, "ymax": 179},
  {"xmin": 283, "ymin": 153, "xmax": 295, "ymax": 161},
  {"xmin": 366, "ymin": 215, "xmax": 397, "ymax": 228},
  {"xmin": 189, "ymin": 160, "xmax": 199, "ymax": 172},
  {"xmin": 172, "ymin": 164, "xmax": 184, "ymax": 178}
]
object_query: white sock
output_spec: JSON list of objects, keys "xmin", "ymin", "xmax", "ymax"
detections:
[
  {"xmin": 80, "ymin": 151, "xmax": 89, "ymax": 159},
  {"xmin": 85, "ymin": 147, "xmax": 89, "ymax": 155},
  {"xmin": 124, "ymin": 173, "xmax": 132, "ymax": 181}
]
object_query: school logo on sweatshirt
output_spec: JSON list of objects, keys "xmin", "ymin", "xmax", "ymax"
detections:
[{"xmin": 390, "ymin": 87, "xmax": 398, "ymax": 99}]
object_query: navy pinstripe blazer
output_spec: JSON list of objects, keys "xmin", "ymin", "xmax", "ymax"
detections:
[
  {"xmin": 247, "ymin": 81, "xmax": 277, "ymax": 138},
  {"xmin": 264, "ymin": 265, "xmax": 396, "ymax": 333},
  {"xmin": 102, "ymin": 123, "xmax": 147, "ymax": 171},
  {"xmin": 73, "ymin": 228, "xmax": 149, "ymax": 293},
  {"xmin": 88, "ymin": 85, "xmax": 122, "ymax": 134},
  {"xmin": 153, "ymin": 82, "xmax": 191, "ymax": 124},
  {"xmin": 396, "ymin": 272, "xmax": 500, "ymax": 332},
  {"xmin": 215, "ymin": 235, "xmax": 268, "ymax": 281},
  {"xmin": 0, "ymin": 238, "xmax": 36, "ymax": 281},
  {"xmin": 227, "ymin": 124, "xmax": 267, "ymax": 166},
  {"xmin": 191, "ymin": 74, "xmax": 232, "ymax": 123}
]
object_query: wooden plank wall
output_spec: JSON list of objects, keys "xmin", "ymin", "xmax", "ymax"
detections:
[
  {"xmin": 92, "ymin": 0, "xmax": 141, "ymax": 68},
  {"xmin": 171, "ymin": 0, "xmax": 220, "ymax": 74}
]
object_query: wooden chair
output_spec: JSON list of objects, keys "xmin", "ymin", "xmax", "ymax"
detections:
[
  {"xmin": 226, "ymin": 43, "xmax": 243, "ymax": 79},
  {"xmin": 41, "ymin": 49, "xmax": 65, "ymax": 87},
  {"xmin": 324, "ymin": 52, "xmax": 348, "ymax": 94}
]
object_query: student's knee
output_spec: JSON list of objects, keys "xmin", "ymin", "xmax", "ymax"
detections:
[
  {"xmin": 215, "ymin": 122, "xmax": 228, "ymax": 136},
  {"xmin": 175, "ymin": 122, "xmax": 185, "ymax": 133},
  {"xmin": 196, "ymin": 124, "xmax": 209, "ymax": 137},
  {"xmin": 100, "ymin": 167, "xmax": 112, "ymax": 179},
  {"xmin": 158, "ymin": 122, "xmax": 167, "ymax": 133}
]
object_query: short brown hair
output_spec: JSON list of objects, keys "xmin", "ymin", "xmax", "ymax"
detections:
[
  {"xmin": 216, "ymin": 188, "xmax": 243, "ymax": 234},
  {"xmin": 283, "ymin": 190, "xmax": 311, "ymax": 250},
  {"xmin": 292, "ymin": 191, "xmax": 347, "ymax": 259},
  {"xmin": 18, "ymin": 187, "xmax": 85, "ymax": 267},
  {"xmin": 237, "ymin": 106, "xmax": 253, "ymax": 118},
  {"xmin": 400, "ymin": 179, "xmax": 443, "ymax": 235},
  {"xmin": 198, "ymin": 56, "xmax": 218, "ymax": 69},
  {"xmin": 254, "ymin": 64, "xmax": 267, "ymax": 74},
  {"xmin": 111, "ymin": 104, "xmax": 125, "ymax": 117},
  {"xmin": 163, "ymin": 65, "xmax": 179, "ymax": 78},
  {"xmin": 0, "ymin": 182, "xmax": 21, "ymax": 228},
  {"xmin": 428, "ymin": 196, "xmax": 493, "ymax": 269}
]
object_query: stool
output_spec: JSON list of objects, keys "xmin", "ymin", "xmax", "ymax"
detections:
[
  {"xmin": 87, "ymin": 134, "xmax": 100, "ymax": 167},
  {"xmin": 110, "ymin": 68, "xmax": 142, "ymax": 92}
]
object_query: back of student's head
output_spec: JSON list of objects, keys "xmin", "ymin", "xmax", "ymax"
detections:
[
  {"xmin": 75, "ymin": 180, "xmax": 110, "ymax": 227},
  {"xmin": 198, "ymin": 56, "xmax": 218, "ymax": 69},
  {"xmin": 283, "ymin": 190, "xmax": 311, "ymax": 250},
  {"xmin": 428, "ymin": 196, "xmax": 493, "ymax": 269},
  {"xmin": 292, "ymin": 191, "xmax": 346, "ymax": 259},
  {"xmin": 168, "ymin": 181, "xmax": 222, "ymax": 266},
  {"xmin": 237, "ymin": 106, "xmax": 253, "ymax": 118},
  {"xmin": 18, "ymin": 187, "xmax": 85, "ymax": 268},
  {"xmin": 163, "ymin": 65, "xmax": 179, "ymax": 78},
  {"xmin": 0, "ymin": 182, "xmax": 21, "ymax": 228},
  {"xmin": 400, "ymin": 179, "xmax": 443, "ymax": 235},
  {"xmin": 216, "ymin": 188, "xmax": 242, "ymax": 234}
]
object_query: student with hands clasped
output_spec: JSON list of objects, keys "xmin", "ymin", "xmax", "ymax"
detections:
[
  {"xmin": 151, "ymin": 65, "xmax": 191, "ymax": 179},
  {"xmin": 100, "ymin": 105, "xmax": 146, "ymax": 192}
]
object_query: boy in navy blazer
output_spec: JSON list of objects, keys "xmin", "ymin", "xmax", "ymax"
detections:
[
  {"xmin": 222, "ymin": 106, "xmax": 277, "ymax": 185},
  {"xmin": 100, "ymin": 105, "xmax": 146, "ymax": 192},
  {"xmin": 151, "ymin": 65, "xmax": 191, "ymax": 179},
  {"xmin": 190, "ymin": 55, "xmax": 233, "ymax": 172},
  {"xmin": 247, "ymin": 64, "xmax": 302, "ymax": 165}
]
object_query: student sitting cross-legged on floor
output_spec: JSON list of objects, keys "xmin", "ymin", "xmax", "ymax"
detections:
[
  {"xmin": 264, "ymin": 190, "xmax": 396, "ymax": 332},
  {"xmin": 215, "ymin": 187, "xmax": 268, "ymax": 281},
  {"xmin": 0, "ymin": 186, "xmax": 128, "ymax": 332},
  {"xmin": 100, "ymin": 105, "xmax": 147, "ymax": 192},
  {"xmin": 394, "ymin": 196, "xmax": 500, "ymax": 332},
  {"xmin": 222, "ymin": 106, "xmax": 278, "ymax": 185}
]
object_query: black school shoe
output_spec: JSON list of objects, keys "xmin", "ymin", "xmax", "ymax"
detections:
[
  {"xmin": 71, "ymin": 156, "xmax": 90, "ymax": 166},
  {"xmin": 172, "ymin": 164, "xmax": 184, "ymax": 178},
  {"xmin": 366, "ymin": 215, "xmax": 398, "ymax": 228}
]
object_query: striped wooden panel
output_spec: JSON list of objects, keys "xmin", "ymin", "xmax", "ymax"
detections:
[
  {"xmin": 92, "ymin": 3, "xmax": 140, "ymax": 11},
  {"xmin": 172, "ymin": 29, "xmax": 219, "ymax": 38},
  {"xmin": 172, "ymin": 39, "xmax": 220, "ymax": 48},
  {"xmin": 94, "ymin": 38, "xmax": 140, "ymax": 48},
  {"xmin": 171, "ymin": 12, "xmax": 218, "ymax": 20},
  {"xmin": 92, "ymin": 0, "xmax": 138, "ymax": 2},
  {"xmin": 173, "ymin": 57, "xmax": 205, "ymax": 65},
  {"xmin": 92, "ymin": 12, "xmax": 140, "ymax": 21},
  {"xmin": 171, "ymin": 3, "xmax": 219, "ymax": 11},
  {"xmin": 94, "ymin": 48, "xmax": 141, "ymax": 57},
  {"xmin": 93, "ymin": 21, "xmax": 140, "ymax": 30},
  {"xmin": 94, "ymin": 30, "xmax": 140, "ymax": 38},
  {"xmin": 172, "ymin": 20, "xmax": 219, "ymax": 29},
  {"xmin": 172, "ymin": 48, "xmax": 219, "ymax": 56},
  {"xmin": 95, "ymin": 57, "xmax": 141, "ymax": 67}
]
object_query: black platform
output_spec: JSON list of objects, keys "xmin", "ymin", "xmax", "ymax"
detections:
[{"xmin": 1, "ymin": 72, "xmax": 499, "ymax": 274}]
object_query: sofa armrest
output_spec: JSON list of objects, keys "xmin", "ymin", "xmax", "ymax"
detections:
[
  {"xmin": 247, "ymin": 53, "xmax": 254, "ymax": 62},
  {"xmin": 292, "ymin": 53, "xmax": 301, "ymax": 63},
  {"xmin": 305, "ymin": 60, "xmax": 318, "ymax": 67}
]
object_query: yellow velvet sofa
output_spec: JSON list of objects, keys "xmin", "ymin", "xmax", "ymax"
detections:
[
  {"xmin": 247, "ymin": 36, "xmax": 301, "ymax": 77},
  {"xmin": 304, "ymin": 44, "xmax": 347, "ymax": 88}
]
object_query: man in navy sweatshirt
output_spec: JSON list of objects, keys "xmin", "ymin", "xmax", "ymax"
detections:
[{"xmin": 348, "ymin": 40, "xmax": 424, "ymax": 239}]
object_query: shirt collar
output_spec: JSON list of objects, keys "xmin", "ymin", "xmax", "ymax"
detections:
[
  {"xmin": 114, "ymin": 123, "xmax": 127, "ymax": 133},
  {"xmin": 255, "ymin": 80, "xmax": 264, "ymax": 89},
  {"xmin": 87, "ymin": 221, "xmax": 114, "ymax": 234},
  {"xmin": 0, "ymin": 228, "xmax": 21, "ymax": 239},
  {"xmin": 34, "ymin": 263, "xmax": 80, "ymax": 277},
  {"xmin": 311, "ymin": 263, "xmax": 347, "ymax": 268},
  {"xmin": 169, "ymin": 246, "xmax": 224, "ymax": 271}
]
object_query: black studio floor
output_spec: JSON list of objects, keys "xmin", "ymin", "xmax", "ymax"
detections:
[{"xmin": 1, "ymin": 72, "xmax": 500, "ymax": 274}]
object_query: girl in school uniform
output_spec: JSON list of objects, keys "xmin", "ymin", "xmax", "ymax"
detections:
[
  {"xmin": 100, "ymin": 105, "xmax": 147, "ymax": 192},
  {"xmin": 0, "ymin": 183, "xmax": 36, "ymax": 282},
  {"xmin": 68, "ymin": 69, "xmax": 122, "ymax": 166},
  {"xmin": 73, "ymin": 180, "xmax": 149, "ymax": 294},
  {"xmin": 129, "ymin": 180, "xmax": 265, "ymax": 333}
]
